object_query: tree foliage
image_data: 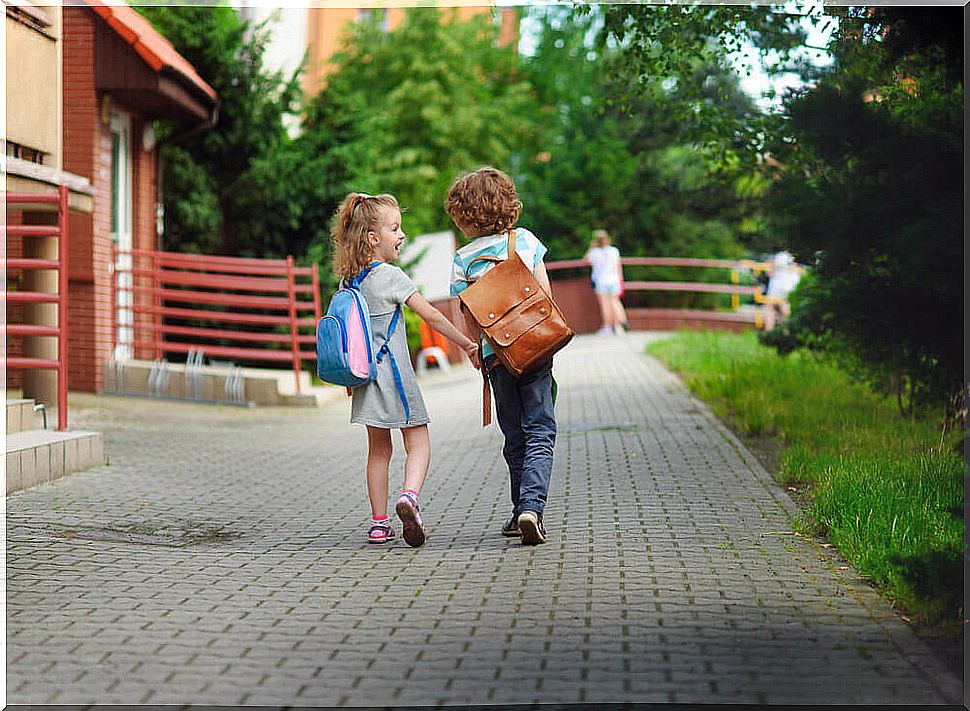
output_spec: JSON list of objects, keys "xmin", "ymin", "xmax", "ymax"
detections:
[
  {"xmin": 764, "ymin": 7, "xmax": 964, "ymax": 412},
  {"xmin": 519, "ymin": 5, "xmax": 764, "ymax": 272},
  {"xmin": 515, "ymin": 8, "xmax": 639, "ymax": 258},
  {"xmin": 602, "ymin": 4, "xmax": 964, "ymax": 411},
  {"xmin": 595, "ymin": 2, "xmax": 815, "ymax": 166},
  {"xmin": 137, "ymin": 4, "xmax": 312, "ymax": 257},
  {"xmin": 300, "ymin": 8, "xmax": 539, "ymax": 241}
]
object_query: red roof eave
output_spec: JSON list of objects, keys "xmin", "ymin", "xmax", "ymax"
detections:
[{"xmin": 84, "ymin": 0, "xmax": 218, "ymax": 105}]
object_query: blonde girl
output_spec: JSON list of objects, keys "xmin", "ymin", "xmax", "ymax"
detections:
[
  {"xmin": 331, "ymin": 192, "xmax": 480, "ymax": 546},
  {"xmin": 585, "ymin": 229, "xmax": 628, "ymax": 335}
]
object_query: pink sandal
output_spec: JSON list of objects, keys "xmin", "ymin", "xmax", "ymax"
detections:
[
  {"xmin": 395, "ymin": 494, "xmax": 426, "ymax": 548},
  {"xmin": 368, "ymin": 522, "xmax": 396, "ymax": 544}
]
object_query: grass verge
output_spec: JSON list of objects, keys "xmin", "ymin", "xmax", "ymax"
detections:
[{"xmin": 647, "ymin": 330, "xmax": 964, "ymax": 635}]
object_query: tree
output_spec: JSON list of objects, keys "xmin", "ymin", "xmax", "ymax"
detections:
[
  {"xmin": 600, "ymin": 3, "xmax": 964, "ymax": 411},
  {"xmin": 518, "ymin": 6, "xmax": 764, "ymax": 267},
  {"xmin": 301, "ymin": 8, "xmax": 540, "ymax": 243},
  {"xmin": 765, "ymin": 7, "xmax": 964, "ymax": 412},
  {"xmin": 137, "ymin": 4, "xmax": 313, "ymax": 257},
  {"xmin": 594, "ymin": 2, "xmax": 815, "ymax": 168},
  {"xmin": 516, "ymin": 7, "xmax": 639, "ymax": 259}
]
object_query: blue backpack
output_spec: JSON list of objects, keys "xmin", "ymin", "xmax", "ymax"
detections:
[{"xmin": 316, "ymin": 262, "xmax": 411, "ymax": 421}]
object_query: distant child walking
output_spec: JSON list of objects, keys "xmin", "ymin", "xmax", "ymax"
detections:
[
  {"xmin": 445, "ymin": 167, "xmax": 558, "ymax": 545},
  {"xmin": 331, "ymin": 192, "xmax": 480, "ymax": 546},
  {"xmin": 585, "ymin": 229, "xmax": 628, "ymax": 335}
]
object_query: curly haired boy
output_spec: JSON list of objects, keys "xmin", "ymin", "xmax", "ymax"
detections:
[{"xmin": 445, "ymin": 166, "xmax": 557, "ymax": 545}]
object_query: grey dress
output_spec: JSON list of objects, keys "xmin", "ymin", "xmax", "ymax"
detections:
[{"xmin": 350, "ymin": 263, "xmax": 430, "ymax": 428}]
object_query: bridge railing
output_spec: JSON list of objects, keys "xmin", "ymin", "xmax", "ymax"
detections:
[
  {"xmin": 112, "ymin": 248, "xmax": 321, "ymax": 393},
  {"xmin": 2, "ymin": 186, "xmax": 70, "ymax": 430},
  {"xmin": 545, "ymin": 256, "xmax": 770, "ymax": 333}
]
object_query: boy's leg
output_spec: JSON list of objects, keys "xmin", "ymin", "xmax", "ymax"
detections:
[
  {"xmin": 488, "ymin": 361, "xmax": 526, "ymax": 519},
  {"xmin": 365, "ymin": 426, "xmax": 393, "ymax": 517},
  {"xmin": 515, "ymin": 359, "xmax": 557, "ymax": 517}
]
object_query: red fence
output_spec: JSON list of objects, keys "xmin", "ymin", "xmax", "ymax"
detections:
[
  {"xmin": 546, "ymin": 256, "xmax": 766, "ymax": 333},
  {"xmin": 3, "ymin": 186, "xmax": 70, "ymax": 430},
  {"xmin": 113, "ymin": 249, "xmax": 321, "ymax": 392}
]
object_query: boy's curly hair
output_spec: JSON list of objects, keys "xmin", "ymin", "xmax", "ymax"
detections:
[
  {"xmin": 444, "ymin": 166, "xmax": 522, "ymax": 238},
  {"xmin": 331, "ymin": 192, "xmax": 399, "ymax": 281}
]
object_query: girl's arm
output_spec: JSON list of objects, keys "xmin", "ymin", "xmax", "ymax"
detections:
[{"xmin": 405, "ymin": 292, "xmax": 480, "ymax": 369}]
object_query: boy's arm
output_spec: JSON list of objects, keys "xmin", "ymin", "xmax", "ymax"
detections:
[
  {"xmin": 534, "ymin": 260, "xmax": 552, "ymax": 295},
  {"xmin": 405, "ymin": 292, "xmax": 480, "ymax": 369}
]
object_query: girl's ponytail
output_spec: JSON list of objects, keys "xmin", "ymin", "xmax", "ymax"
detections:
[{"xmin": 331, "ymin": 192, "xmax": 400, "ymax": 281}]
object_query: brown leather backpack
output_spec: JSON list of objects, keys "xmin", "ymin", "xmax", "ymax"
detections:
[{"xmin": 457, "ymin": 230, "xmax": 574, "ymax": 425}]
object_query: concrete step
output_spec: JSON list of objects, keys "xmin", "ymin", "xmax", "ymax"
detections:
[
  {"xmin": 102, "ymin": 359, "xmax": 344, "ymax": 407},
  {"xmin": 6, "ymin": 428, "xmax": 105, "ymax": 495},
  {"xmin": 6, "ymin": 398, "xmax": 41, "ymax": 435}
]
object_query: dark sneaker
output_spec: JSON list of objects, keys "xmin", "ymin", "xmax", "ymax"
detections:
[
  {"xmin": 501, "ymin": 514, "xmax": 521, "ymax": 537},
  {"xmin": 517, "ymin": 510, "xmax": 547, "ymax": 545},
  {"xmin": 395, "ymin": 494, "xmax": 426, "ymax": 548}
]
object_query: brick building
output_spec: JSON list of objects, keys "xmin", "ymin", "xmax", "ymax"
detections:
[{"xmin": 57, "ymin": 0, "xmax": 217, "ymax": 394}]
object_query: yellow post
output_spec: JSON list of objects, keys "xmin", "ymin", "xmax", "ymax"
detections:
[{"xmin": 730, "ymin": 269, "xmax": 739, "ymax": 310}]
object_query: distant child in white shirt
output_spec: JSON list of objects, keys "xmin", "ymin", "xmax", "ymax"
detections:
[{"xmin": 585, "ymin": 229, "xmax": 627, "ymax": 335}]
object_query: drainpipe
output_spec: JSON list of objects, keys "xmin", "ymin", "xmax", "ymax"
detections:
[{"xmin": 154, "ymin": 101, "xmax": 220, "ymax": 250}]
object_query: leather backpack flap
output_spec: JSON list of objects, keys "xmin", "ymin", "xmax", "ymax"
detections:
[
  {"xmin": 457, "ymin": 250, "xmax": 537, "ymax": 329},
  {"xmin": 489, "ymin": 292, "xmax": 574, "ymax": 374},
  {"xmin": 488, "ymin": 291, "xmax": 551, "ymax": 346}
]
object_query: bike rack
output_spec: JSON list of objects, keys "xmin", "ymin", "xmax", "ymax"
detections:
[
  {"xmin": 224, "ymin": 364, "xmax": 245, "ymax": 404},
  {"xmin": 105, "ymin": 357, "xmax": 129, "ymax": 396},
  {"xmin": 185, "ymin": 348, "xmax": 205, "ymax": 400},
  {"xmin": 148, "ymin": 359, "xmax": 170, "ymax": 399}
]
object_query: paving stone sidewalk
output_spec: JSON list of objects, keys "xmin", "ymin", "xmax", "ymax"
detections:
[{"xmin": 5, "ymin": 333, "xmax": 964, "ymax": 706}]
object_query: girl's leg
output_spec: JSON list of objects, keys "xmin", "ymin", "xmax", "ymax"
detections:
[
  {"xmin": 401, "ymin": 424, "xmax": 431, "ymax": 494},
  {"xmin": 612, "ymin": 295, "xmax": 628, "ymax": 327},
  {"xmin": 398, "ymin": 425, "xmax": 431, "ymax": 547},
  {"xmin": 596, "ymin": 293, "xmax": 614, "ymax": 330},
  {"xmin": 365, "ymin": 426, "xmax": 393, "ymax": 517}
]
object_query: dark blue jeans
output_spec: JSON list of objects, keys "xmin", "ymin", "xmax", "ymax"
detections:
[{"xmin": 486, "ymin": 356, "xmax": 557, "ymax": 517}]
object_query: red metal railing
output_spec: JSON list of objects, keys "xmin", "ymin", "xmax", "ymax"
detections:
[
  {"xmin": 112, "ymin": 248, "xmax": 321, "ymax": 393},
  {"xmin": 546, "ymin": 255, "xmax": 768, "ymax": 331},
  {"xmin": 3, "ymin": 186, "xmax": 70, "ymax": 430}
]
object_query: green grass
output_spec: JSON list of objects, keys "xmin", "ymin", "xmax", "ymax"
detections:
[{"xmin": 648, "ymin": 330, "xmax": 965, "ymax": 631}]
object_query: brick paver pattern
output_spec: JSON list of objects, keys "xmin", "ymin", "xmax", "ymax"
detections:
[{"xmin": 6, "ymin": 334, "xmax": 963, "ymax": 705}]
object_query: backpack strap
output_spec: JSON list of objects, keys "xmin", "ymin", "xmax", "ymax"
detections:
[
  {"xmin": 480, "ymin": 332, "xmax": 491, "ymax": 427},
  {"xmin": 459, "ymin": 300, "xmax": 492, "ymax": 427},
  {"xmin": 460, "ymin": 229, "xmax": 518, "ymax": 282},
  {"xmin": 347, "ymin": 261, "xmax": 382, "ymax": 289},
  {"xmin": 375, "ymin": 305, "xmax": 411, "ymax": 424},
  {"xmin": 457, "ymin": 229, "xmax": 516, "ymax": 427}
]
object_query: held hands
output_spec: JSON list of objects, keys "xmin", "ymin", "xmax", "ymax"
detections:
[{"xmin": 401, "ymin": 292, "xmax": 481, "ymax": 369}]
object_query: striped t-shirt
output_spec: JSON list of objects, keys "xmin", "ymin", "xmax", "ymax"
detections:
[{"xmin": 449, "ymin": 227, "xmax": 548, "ymax": 359}]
